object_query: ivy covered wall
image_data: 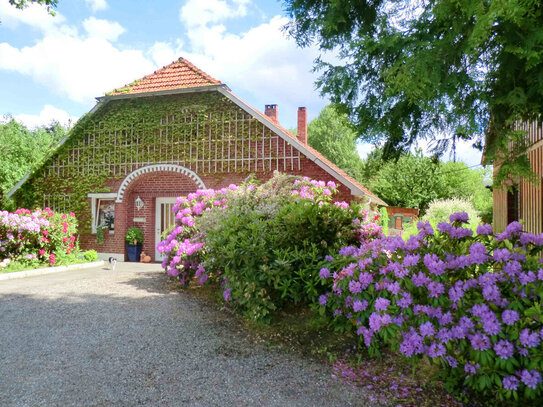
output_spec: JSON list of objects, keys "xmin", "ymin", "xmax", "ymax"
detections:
[{"xmin": 14, "ymin": 91, "xmax": 306, "ymax": 233}]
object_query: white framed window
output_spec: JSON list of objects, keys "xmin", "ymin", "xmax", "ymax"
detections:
[{"xmin": 88, "ymin": 193, "xmax": 117, "ymax": 233}]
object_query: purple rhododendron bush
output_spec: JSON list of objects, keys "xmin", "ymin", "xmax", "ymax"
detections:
[
  {"xmin": 158, "ymin": 172, "xmax": 382, "ymax": 322},
  {"xmin": 0, "ymin": 208, "xmax": 79, "ymax": 270},
  {"xmin": 320, "ymin": 214, "xmax": 543, "ymax": 405}
]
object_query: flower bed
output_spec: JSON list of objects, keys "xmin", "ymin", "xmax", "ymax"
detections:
[
  {"xmin": 0, "ymin": 208, "xmax": 80, "ymax": 272},
  {"xmin": 320, "ymin": 214, "xmax": 543, "ymax": 405}
]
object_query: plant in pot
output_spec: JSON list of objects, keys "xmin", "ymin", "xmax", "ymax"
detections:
[
  {"xmin": 125, "ymin": 227, "xmax": 143, "ymax": 262},
  {"xmin": 104, "ymin": 213, "xmax": 114, "ymax": 232}
]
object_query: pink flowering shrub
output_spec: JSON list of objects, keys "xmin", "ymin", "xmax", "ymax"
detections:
[
  {"xmin": 0, "ymin": 208, "xmax": 78, "ymax": 268},
  {"xmin": 158, "ymin": 172, "xmax": 382, "ymax": 322},
  {"xmin": 320, "ymin": 213, "xmax": 543, "ymax": 405}
]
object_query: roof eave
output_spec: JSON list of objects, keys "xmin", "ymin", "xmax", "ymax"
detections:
[{"xmin": 96, "ymin": 84, "xmax": 229, "ymax": 102}]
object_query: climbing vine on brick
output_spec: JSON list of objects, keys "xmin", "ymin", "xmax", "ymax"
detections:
[{"xmin": 13, "ymin": 92, "xmax": 301, "ymax": 233}]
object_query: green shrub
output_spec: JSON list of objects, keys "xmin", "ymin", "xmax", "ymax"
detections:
[
  {"xmin": 379, "ymin": 206, "xmax": 389, "ymax": 236},
  {"xmin": 424, "ymin": 197, "xmax": 480, "ymax": 225},
  {"xmin": 83, "ymin": 250, "xmax": 98, "ymax": 262},
  {"xmin": 204, "ymin": 196, "xmax": 364, "ymax": 321},
  {"xmin": 403, "ymin": 198, "xmax": 481, "ymax": 239},
  {"xmin": 158, "ymin": 172, "xmax": 383, "ymax": 323},
  {"xmin": 125, "ymin": 227, "xmax": 143, "ymax": 244},
  {"xmin": 96, "ymin": 226, "xmax": 105, "ymax": 244}
]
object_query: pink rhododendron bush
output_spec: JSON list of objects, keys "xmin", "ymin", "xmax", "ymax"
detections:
[
  {"xmin": 320, "ymin": 214, "xmax": 543, "ymax": 405},
  {"xmin": 0, "ymin": 208, "xmax": 79, "ymax": 270},
  {"xmin": 158, "ymin": 172, "xmax": 382, "ymax": 322}
]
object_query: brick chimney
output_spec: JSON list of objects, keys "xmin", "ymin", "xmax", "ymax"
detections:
[
  {"xmin": 264, "ymin": 104, "xmax": 278, "ymax": 123},
  {"xmin": 297, "ymin": 107, "xmax": 307, "ymax": 144}
]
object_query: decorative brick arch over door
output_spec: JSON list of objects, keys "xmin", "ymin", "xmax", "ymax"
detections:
[{"xmin": 115, "ymin": 164, "xmax": 206, "ymax": 203}]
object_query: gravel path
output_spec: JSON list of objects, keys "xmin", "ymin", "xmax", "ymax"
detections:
[{"xmin": 0, "ymin": 263, "xmax": 378, "ymax": 407}]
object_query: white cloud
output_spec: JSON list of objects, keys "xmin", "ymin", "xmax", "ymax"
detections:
[
  {"xmin": 0, "ymin": 36, "xmax": 154, "ymax": 104},
  {"xmin": 0, "ymin": 1, "xmax": 151, "ymax": 105},
  {"xmin": 148, "ymin": 40, "xmax": 184, "ymax": 67},
  {"xmin": 0, "ymin": 0, "xmax": 68, "ymax": 34},
  {"xmin": 454, "ymin": 139, "xmax": 483, "ymax": 167},
  {"xmin": 14, "ymin": 105, "xmax": 79, "ymax": 128},
  {"xmin": 85, "ymin": 0, "xmax": 108, "ymax": 13},
  {"xmin": 0, "ymin": 0, "xmax": 325, "ymax": 128},
  {"xmin": 356, "ymin": 142, "xmax": 374, "ymax": 160},
  {"xmin": 147, "ymin": 3, "xmax": 327, "ymax": 127},
  {"xmin": 83, "ymin": 17, "xmax": 125, "ymax": 41},
  {"xmin": 180, "ymin": 0, "xmax": 249, "ymax": 29}
]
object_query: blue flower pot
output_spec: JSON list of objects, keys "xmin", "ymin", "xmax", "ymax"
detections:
[{"xmin": 126, "ymin": 244, "xmax": 142, "ymax": 262}]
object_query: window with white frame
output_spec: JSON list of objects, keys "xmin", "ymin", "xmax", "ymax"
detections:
[{"xmin": 88, "ymin": 193, "xmax": 117, "ymax": 233}]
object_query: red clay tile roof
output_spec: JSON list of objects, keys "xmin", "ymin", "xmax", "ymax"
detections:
[{"xmin": 107, "ymin": 58, "xmax": 221, "ymax": 96}]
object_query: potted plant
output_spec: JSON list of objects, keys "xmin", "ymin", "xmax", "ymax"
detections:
[
  {"xmin": 125, "ymin": 227, "xmax": 143, "ymax": 262},
  {"xmin": 104, "ymin": 213, "xmax": 114, "ymax": 232}
]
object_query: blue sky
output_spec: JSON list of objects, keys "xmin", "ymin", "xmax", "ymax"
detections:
[{"xmin": 0, "ymin": 0, "xmax": 482, "ymax": 165}]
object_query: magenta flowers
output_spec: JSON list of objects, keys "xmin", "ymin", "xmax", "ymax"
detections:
[{"xmin": 318, "ymin": 213, "xmax": 543, "ymax": 403}]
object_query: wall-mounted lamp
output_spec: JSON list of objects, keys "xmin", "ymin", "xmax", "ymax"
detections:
[{"xmin": 135, "ymin": 196, "xmax": 145, "ymax": 211}]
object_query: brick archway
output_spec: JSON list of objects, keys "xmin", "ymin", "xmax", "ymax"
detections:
[{"xmin": 115, "ymin": 164, "xmax": 206, "ymax": 203}]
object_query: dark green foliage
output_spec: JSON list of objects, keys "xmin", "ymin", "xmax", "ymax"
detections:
[
  {"xmin": 202, "ymin": 181, "xmax": 364, "ymax": 322},
  {"xmin": 360, "ymin": 148, "xmax": 384, "ymax": 185},
  {"xmin": 284, "ymin": 0, "xmax": 543, "ymax": 185},
  {"xmin": 366, "ymin": 149, "xmax": 492, "ymax": 215},
  {"xmin": 8, "ymin": 0, "xmax": 58, "ymax": 13},
  {"xmin": 0, "ymin": 118, "xmax": 67, "ymax": 209},
  {"xmin": 307, "ymin": 104, "xmax": 365, "ymax": 181}
]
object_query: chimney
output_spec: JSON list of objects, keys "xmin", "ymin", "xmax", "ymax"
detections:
[
  {"xmin": 297, "ymin": 107, "xmax": 307, "ymax": 144},
  {"xmin": 264, "ymin": 104, "xmax": 278, "ymax": 123}
]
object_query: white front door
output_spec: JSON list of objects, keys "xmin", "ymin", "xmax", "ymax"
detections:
[{"xmin": 155, "ymin": 198, "xmax": 178, "ymax": 261}]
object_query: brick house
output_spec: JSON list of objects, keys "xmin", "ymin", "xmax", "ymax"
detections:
[
  {"xmin": 490, "ymin": 121, "xmax": 543, "ymax": 233},
  {"xmin": 8, "ymin": 58, "xmax": 385, "ymax": 261}
]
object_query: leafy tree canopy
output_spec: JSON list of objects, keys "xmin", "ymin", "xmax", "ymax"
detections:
[
  {"xmin": 8, "ymin": 0, "xmax": 58, "ymax": 13},
  {"xmin": 284, "ymin": 0, "xmax": 543, "ymax": 185},
  {"xmin": 307, "ymin": 104, "xmax": 365, "ymax": 181},
  {"xmin": 0, "ymin": 117, "xmax": 67, "ymax": 207},
  {"xmin": 368, "ymin": 149, "xmax": 492, "ymax": 216}
]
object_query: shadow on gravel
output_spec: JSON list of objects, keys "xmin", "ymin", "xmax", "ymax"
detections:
[{"xmin": 119, "ymin": 270, "xmax": 174, "ymax": 295}]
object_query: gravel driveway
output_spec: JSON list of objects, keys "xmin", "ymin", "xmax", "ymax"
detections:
[{"xmin": 0, "ymin": 263, "xmax": 378, "ymax": 407}]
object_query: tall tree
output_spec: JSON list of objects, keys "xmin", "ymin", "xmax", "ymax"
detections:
[
  {"xmin": 307, "ymin": 104, "xmax": 365, "ymax": 181},
  {"xmin": 368, "ymin": 150, "xmax": 492, "ymax": 214},
  {"xmin": 0, "ymin": 118, "xmax": 66, "ymax": 208},
  {"xmin": 369, "ymin": 151, "xmax": 443, "ymax": 212},
  {"xmin": 284, "ymin": 0, "xmax": 543, "ymax": 184}
]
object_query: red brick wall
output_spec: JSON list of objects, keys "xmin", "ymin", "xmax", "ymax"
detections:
[{"xmin": 80, "ymin": 156, "xmax": 353, "ymax": 261}]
